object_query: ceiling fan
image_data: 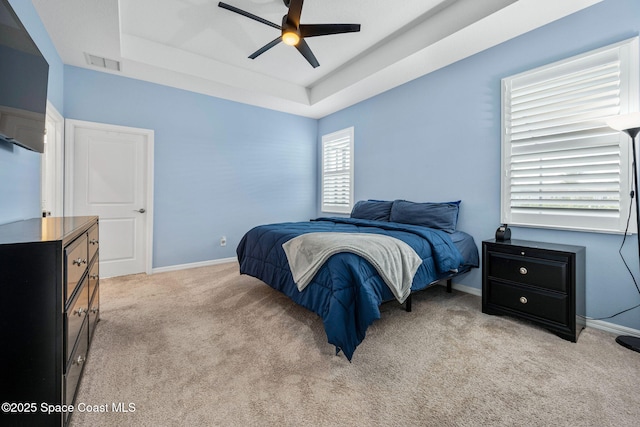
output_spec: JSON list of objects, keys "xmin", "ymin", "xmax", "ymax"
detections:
[{"xmin": 218, "ymin": 0, "xmax": 361, "ymax": 68}]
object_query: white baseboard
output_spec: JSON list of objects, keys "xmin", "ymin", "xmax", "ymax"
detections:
[
  {"xmin": 447, "ymin": 281, "xmax": 640, "ymax": 338},
  {"xmin": 585, "ymin": 318, "xmax": 640, "ymax": 338},
  {"xmin": 450, "ymin": 282, "xmax": 482, "ymax": 296},
  {"xmin": 152, "ymin": 257, "xmax": 237, "ymax": 274}
]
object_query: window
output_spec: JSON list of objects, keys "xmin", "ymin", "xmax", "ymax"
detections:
[
  {"xmin": 321, "ymin": 127, "xmax": 354, "ymax": 214},
  {"xmin": 501, "ymin": 37, "xmax": 639, "ymax": 233}
]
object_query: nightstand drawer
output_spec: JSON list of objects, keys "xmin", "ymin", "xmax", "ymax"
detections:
[
  {"xmin": 487, "ymin": 252, "xmax": 567, "ymax": 292},
  {"xmin": 486, "ymin": 280, "xmax": 568, "ymax": 325}
]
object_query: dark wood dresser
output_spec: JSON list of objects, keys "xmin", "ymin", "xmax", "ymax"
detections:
[
  {"xmin": 482, "ymin": 239, "xmax": 585, "ymax": 342},
  {"xmin": 0, "ymin": 216, "xmax": 100, "ymax": 426}
]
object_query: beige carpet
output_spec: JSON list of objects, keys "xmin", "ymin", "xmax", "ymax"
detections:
[{"xmin": 71, "ymin": 262, "xmax": 640, "ymax": 427}]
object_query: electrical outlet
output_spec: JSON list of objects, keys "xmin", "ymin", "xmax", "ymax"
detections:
[{"xmin": 220, "ymin": 236, "xmax": 226, "ymax": 247}]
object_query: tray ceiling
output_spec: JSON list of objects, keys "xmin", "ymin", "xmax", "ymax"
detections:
[{"xmin": 32, "ymin": 0, "xmax": 603, "ymax": 118}]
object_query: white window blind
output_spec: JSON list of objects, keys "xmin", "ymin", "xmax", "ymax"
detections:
[
  {"xmin": 501, "ymin": 37, "xmax": 639, "ymax": 233},
  {"xmin": 321, "ymin": 127, "xmax": 354, "ymax": 214}
]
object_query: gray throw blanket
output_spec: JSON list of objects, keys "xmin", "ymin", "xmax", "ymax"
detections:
[{"xmin": 282, "ymin": 232, "xmax": 422, "ymax": 304}]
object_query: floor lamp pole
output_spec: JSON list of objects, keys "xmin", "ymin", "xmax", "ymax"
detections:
[{"xmin": 616, "ymin": 127, "xmax": 640, "ymax": 353}]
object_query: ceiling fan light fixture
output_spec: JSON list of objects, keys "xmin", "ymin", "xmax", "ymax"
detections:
[
  {"xmin": 218, "ymin": 1, "xmax": 360, "ymax": 67},
  {"xmin": 282, "ymin": 31, "xmax": 300, "ymax": 46}
]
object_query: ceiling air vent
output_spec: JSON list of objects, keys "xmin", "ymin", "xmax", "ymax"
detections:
[{"xmin": 84, "ymin": 53, "xmax": 121, "ymax": 71}]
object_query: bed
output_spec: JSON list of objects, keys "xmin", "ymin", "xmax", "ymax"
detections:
[{"xmin": 236, "ymin": 199, "xmax": 479, "ymax": 360}]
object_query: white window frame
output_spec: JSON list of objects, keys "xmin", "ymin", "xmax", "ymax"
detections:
[
  {"xmin": 321, "ymin": 127, "xmax": 354, "ymax": 214},
  {"xmin": 501, "ymin": 37, "xmax": 640, "ymax": 234}
]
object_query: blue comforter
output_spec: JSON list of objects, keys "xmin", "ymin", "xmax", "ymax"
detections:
[{"xmin": 236, "ymin": 217, "xmax": 477, "ymax": 360}]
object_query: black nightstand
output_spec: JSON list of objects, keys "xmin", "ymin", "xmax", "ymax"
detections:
[{"xmin": 482, "ymin": 239, "xmax": 586, "ymax": 342}]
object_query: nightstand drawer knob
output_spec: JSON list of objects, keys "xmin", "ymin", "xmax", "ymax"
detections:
[
  {"xmin": 519, "ymin": 296, "xmax": 528, "ymax": 304},
  {"xmin": 519, "ymin": 267, "xmax": 528, "ymax": 275}
]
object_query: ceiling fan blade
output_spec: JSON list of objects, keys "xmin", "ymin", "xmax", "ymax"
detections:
[
  {"xmin": 295, "ymin": 38, "xmax": 319, "ymax": 68},
  {"xmin": 249, "ymin": 37, "xmax": 282, "ymax": 59},
  {"xmin": 299, "ymin": 24, "xmax": 361, "ymax": 38},
  {"xmin": 218, "ymin": 2, "xmax": 281, "ymax": 30},
  {"xmin": 286, "ymin": 0, "xmax": 304, "ymax": 26}
]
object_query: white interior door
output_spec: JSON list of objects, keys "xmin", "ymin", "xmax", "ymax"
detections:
[{"xmin": 65, "ymin": 120, "xmax": 154, "ymax": 278}]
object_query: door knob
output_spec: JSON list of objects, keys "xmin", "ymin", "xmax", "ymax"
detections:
[{"xmin": 134, "ymin": 208, "xmax": 146, "ymax": 213}]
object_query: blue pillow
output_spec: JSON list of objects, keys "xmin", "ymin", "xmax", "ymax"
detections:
[
  {"xmin": 389, "ymin": 200, "xmax": 461, "ymax": 232},
  {"xmin": 350, "ymin": 200, "xmax": 393, "ymax": 221}
]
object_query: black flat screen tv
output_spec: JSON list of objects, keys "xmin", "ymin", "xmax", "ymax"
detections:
[{"xmin": 0, "ymin": 0, "xmax": 49, "ymax": 153}]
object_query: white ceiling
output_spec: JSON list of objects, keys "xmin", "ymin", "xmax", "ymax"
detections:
[{"xmin": 32, "ymin": 0, "xmax": 603, "ymax": 118}]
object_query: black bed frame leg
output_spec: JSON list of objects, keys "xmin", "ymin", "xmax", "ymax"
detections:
[
  {"xmin": 446, "ymin": 278, "xmax": 452, "ymax": 293},
  {"xmin": 405, "ymin": 294, "xmax": 412, "ymax": 312}
]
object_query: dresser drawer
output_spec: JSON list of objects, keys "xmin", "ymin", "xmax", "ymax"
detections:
[
  {"xmin": 89, "ymin": 284, "xmax": 100, "ymax": 342},
  {"xmin": 486, "ymin": 280, "xmax": 569, "ymax": 325},
  {"xmin": 486, "ymin": 252, "xmax": 567, "ymax": 292},
  {"xmin": 66, "ymin": 278, "xmax": 89, "ymax": 364},
  {"xmin": 88, "ymin": 257, "xmax": 99, "ymax": 303},
  {"xmin": 65, "ymin": 234, "xmax": 88, "ymax": 302},
  {"xmin": 65, "ymin": 319, "xmax": 89, "ymax": 409},
  {"xmin": 88, "ymin": 224, "xmax": 99, "ymax": 262}
]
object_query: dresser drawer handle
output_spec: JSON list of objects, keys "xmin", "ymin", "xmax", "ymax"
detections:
[
  {"xmin": 90, "ymin": 307, "xmax": 99, "ymax": 314},
  {"xmin": 73, "ymin": 307, "xmax": 86, "ymax": 316},
  {"xmin": 74, "ymin": 355, "xmax": 86, "ymax": 366},
  {"xmin": 519, "ymin": 267, "xmax": 528, "ymax": 275},
  {"xmin": 90, "ymin": 274, "xmax": 99, "ymax": 280},
  {"xmin": 72, "ymin": 258, "xmax": 87, "ymax": 266},
  {"xmin": 519, "ymin": 296, "xmax": 528, "ymax": 304},
  {"xmin": 90, "ymin": 239, "xmax": 99, "ymax": 245}
]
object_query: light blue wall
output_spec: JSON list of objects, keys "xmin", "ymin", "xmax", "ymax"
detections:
[
  {"xmin": 64, "ymin": 67, "xmax": 318, "ymax": 268},
  {"xmin": 318, "ymin": 0, "xmax": 640, "ymax": 331},
  {"xmin": 0, "ymin": 0, "xmax": 64, "ymax": 225}
]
